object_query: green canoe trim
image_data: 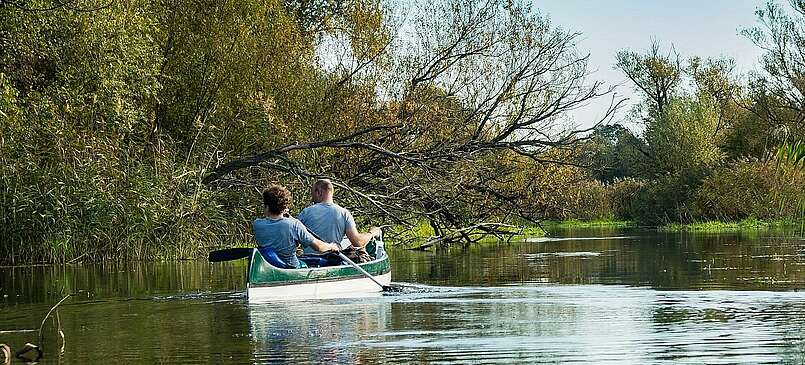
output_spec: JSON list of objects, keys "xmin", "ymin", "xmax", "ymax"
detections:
[{"xmin": 247, "ymin": 249, "xmax": 390, "ymax": 287}]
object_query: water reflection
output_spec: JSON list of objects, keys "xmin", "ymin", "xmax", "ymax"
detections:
[
  {"xmin": 0, "ymin": 295, "xmax": 254, "ymax": 363},
  {"xmin": 244, "ymin": 286, "xmax": 805, "ymax": 364},
  {"xmin": 1, "ymin": 228, "xmax": 805, "ymax": 363},
  {"xmin": 0, "ymin": 260, "xmax": 247, "ymax": 306},
  {"xmin": 249, "ymin": 301, "xmax": 389, "ymax": 363},
  {"xmin": 392, "ymin": 229, "xmax": 805, "ymax": 290}
]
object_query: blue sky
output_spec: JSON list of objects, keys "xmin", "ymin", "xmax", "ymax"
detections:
[{"xmin": 535, "ymin": 0, "xmax": 766, "ymax": 127}]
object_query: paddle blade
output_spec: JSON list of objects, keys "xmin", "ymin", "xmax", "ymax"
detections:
[{"xmin": 209, "ymin": 248, "xmax": 253, "ymax": 262}]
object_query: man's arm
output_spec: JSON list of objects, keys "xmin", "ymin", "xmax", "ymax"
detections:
[
  {"xmin": 308, "ymin": 238, "xmax": 340, "ymax": 253},
  {"xmin": 345, "ymin": 226, "xmax": 381, "ymax": 248}
]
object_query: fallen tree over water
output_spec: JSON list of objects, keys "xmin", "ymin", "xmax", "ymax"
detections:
[{"xmin": 200, "ymin": 0, "xmax": 623, "ymax": 245}]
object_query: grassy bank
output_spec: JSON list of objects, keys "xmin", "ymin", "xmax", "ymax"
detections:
[
  {"xmin": 542, "ymin": 220, "xmax": 636, "ymax": 229},
  {"xmin": 660, "ymin": 218, "xmax": 803, "ymax": 232},
  {"xmin": 392, "ymin": 221, "xmax": 545, "ymax": 248},
  {"xmin": 541, "ymin": 218, "xmax": 804, "ymax": 234}
]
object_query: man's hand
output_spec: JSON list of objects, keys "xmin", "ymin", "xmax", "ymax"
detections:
[
  {"xmin": 369, "ymin": 227, "xmax": 382, "ymax": 237},
  {"xmin": 346, "ymin": 226, "xmax": 381, "ymax": 248},
  {"xmin": 310, "ymin": 238, "xmax": 339, "ymax": 253}
]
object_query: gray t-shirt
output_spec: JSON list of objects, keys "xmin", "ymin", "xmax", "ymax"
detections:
[
  {"xmin": 298, "ymin": 202, "xmax": 356, "ymax": 254},
  {"xmin": 252, "ymin": 217, "xmax": 315, "ymax": 268}
]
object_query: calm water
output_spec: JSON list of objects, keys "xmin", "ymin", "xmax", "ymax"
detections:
[{"xmin": 2, "ymin": 228, "xmax": 805, "ymax": 364}]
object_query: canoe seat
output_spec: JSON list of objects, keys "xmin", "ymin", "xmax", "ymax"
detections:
[
  {"xmin": 298, "ymin": 252, "xmax": 343, "ymax": 267},
  {"xmin": 299, "ymin": 256, "xmax": 329, "ymax": 267},
  {"xmin": 257, "ymin": 247, "xmax": 295, "ymax": 269}
]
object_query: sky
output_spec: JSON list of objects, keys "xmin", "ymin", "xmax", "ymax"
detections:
[{"xmin": 534, "ymin": 0, "xmax": 766, "ymax": 128}]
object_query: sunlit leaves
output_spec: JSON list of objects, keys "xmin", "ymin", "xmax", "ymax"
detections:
[
  {"xmin": 645, "ymin": 96, "xmax": 725, "ymax": 174},
  {"xmin": 777, "ymin": 140, "xmax": 805, "ymax": 168}
]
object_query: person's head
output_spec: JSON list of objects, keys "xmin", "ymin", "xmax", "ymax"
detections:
[
  {"xmin": 311, "ymin": 179, "xmax": 334, "ymax": 203},
  {"xmin": 262, "ymin": 184, "xmax": 292, "ymax": 215}
]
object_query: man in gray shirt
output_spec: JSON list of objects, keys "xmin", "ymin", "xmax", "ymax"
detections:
[{"xmin": 298, "ymin": 179, "xmax": 381, "ymax": 255}]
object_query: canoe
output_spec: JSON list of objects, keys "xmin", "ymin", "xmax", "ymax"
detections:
[{"xmin": 246, "ymin": 239, "xmax": 391, "ymax": 302}]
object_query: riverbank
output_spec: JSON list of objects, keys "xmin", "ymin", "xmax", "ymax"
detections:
[
  {"xmin": 541, "ymin": 220, "xmax": 636, "ymax": 229},
  {"xmin": 544, "ymin": 218, "xmax": 803, "ymax": 234},
  {"xmin": 395, "ymin": 222, "xmax": 546, "ymax": 250},
  {"xmin": 660, "ymin": 218, "xmax": 804, "ymax": 233},
  {"xmin": 6, "ymin": 218, "xmax": 802, "ymax": 266}
]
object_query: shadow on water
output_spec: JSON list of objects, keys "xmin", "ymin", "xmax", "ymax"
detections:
[{"xmin": 2, "ymin": 228, "xmax": 805, "ymax": 363}]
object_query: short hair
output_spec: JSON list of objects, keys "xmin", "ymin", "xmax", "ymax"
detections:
[
  {"xmin": 262, "ymin": 184, "xmax": 292, "ymax": 215},
  {"xmin": 312, "ymin": 179, "xmax": 334, "ymax": 194}
]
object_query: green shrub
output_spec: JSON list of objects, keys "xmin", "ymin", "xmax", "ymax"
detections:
[
  {"xmin": 607, "ymin": 178, "xmax": 646, "ymax": 220},
  {"xmin": 574, "ymin": 180, "xmax": 612, "ymax": 221},
  {"xmin": 628, "ymin": 170, "xmax": 707, "ymax": 225},
  {"xmin": 692, "ymin": 159, "xmax": 805, "ymax": 221},
  {"xmin": 692, "ymin": 159, "xmax": 771, "ymax": 220}
]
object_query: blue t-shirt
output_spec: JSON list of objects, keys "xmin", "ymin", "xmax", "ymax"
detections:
[
  {"xmin": 298, "ymin": 202, "xmax": 356, "ymax": 254},
  {"xmin": 252, "ymin": 217, "xmax": 315, "ymax": 268}
]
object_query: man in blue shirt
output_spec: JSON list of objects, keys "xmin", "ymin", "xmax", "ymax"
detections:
[
  {"xmin": 298, "ymin": 179, "xmax": 381, "ymax": 255},
  {"xmin": 253, "ymin": 184, "xmax": 340, "ymax": 268}
]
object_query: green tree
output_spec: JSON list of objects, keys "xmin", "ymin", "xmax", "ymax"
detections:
[
  {"xmin": 743, "ymin": 0, "xmax": 805, "ymax": 137},
  {"xmin": 0, "ymin": 0, "xmax": 621, "ymax": 263},
  {"xmin": 584, "ymin": 124, "xmax": 644, "ymax": 182},
  {"xmin": 615, "ymin": 41, "xmax": 682, "ymax": 119},
  {"xmin": 643, "ymin": 95, "xmax": 725, "ymax": 175},
  {"xmin": 616, "ymin": 44, "xmax": 729, "ymax": 177}
]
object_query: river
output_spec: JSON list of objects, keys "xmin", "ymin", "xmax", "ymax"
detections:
[{"xmin": 2, "ymin": 228, "xmax": 805, "ymax": 364}]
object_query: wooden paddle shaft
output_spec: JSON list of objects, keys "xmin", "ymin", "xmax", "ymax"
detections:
[{"xmin": 337, "ymin": 252, "xmax": 386, "ymax": 289}]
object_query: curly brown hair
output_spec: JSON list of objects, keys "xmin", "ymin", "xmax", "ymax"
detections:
[{"xmin": 262, "ymin": 184, "xmax": 292, "ymax": 215}]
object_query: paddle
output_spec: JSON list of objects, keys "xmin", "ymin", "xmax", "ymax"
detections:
[
  {"xmin": 300, "ymin": 224, "xmax": 388, "ymax": 290},
  {"xmin": 297, "ymin": 221, "xmax": 393, "ymax": 291},
  {"xmin": 336, "ymin": 251, "xmax": 391, "ymax": 291},
  {"xmin": 208, "ymin": 247, "xmax": 253, "ymax": 262}
]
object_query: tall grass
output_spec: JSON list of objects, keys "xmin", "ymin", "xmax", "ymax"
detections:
[
  {"xmin": 542, "ymin": 220, "xmax": 636, "ymax": 228},
  {"xmin": 660, "ymin": 218, "xmax": 798, "ymax": 232},
  {"xmin": 776, "ymin": 140, "xmax": 805, "ymax": 235},
  {"xmin": 0, "ymin": 136, "xmax": 254, "ymax": 264}
]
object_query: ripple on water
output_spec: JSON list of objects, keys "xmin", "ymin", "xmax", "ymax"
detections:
[{"xmin": 246, "ymin": 285, "xmax": 805, "ymax": 364}]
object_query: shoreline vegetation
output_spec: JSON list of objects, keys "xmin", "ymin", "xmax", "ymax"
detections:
[
  {"xmin": 400, "ymin": 217, "xmax": 805, "ymax": 252},
  {"xmin": 542, "ymin": 220, "xmax": 636, "ymax": 229},
  {"xmin": 543, "ymin": 218, "xmax": 804, "ymax": 233},
  {"xmin": 660, "ymin": 219, "xmax": 804, "ymax": 233},
  {"xmin": 399, "ymin": 223, "xmax": 547, "ymax": 251},
  {"xmin": 2, "ymin": 1, "xmax": 805, "ymax": 265}
]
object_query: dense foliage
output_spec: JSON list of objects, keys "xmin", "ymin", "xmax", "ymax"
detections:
[
  {"xmin": 1, "ymin": 0, "xmax": 804, "ymax": 264},
  {"xmin": 564, "ymin": 0, "xmax": 805, "ymax": 226},
  {"xmin": 0, "ymin": 0, "xmax": 620, "ymax": 263}
]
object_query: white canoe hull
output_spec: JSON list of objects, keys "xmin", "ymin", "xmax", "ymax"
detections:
[{"xmin": 247, "ymin": 272, "xmax": 391, "ymax": 302}]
